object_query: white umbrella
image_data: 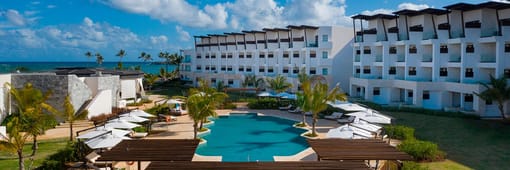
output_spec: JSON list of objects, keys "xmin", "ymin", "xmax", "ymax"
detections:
[
  {"xmin": 76, "ymin": 127, "xmax": 130, "ymax": 139},
  {"xmin": 165, "ymin": 99, "xmax": 184, "ymax": 104},
  {"xmin": 346, "ymin": 110, "xmax": 392, "ymax": 124},
  {"xmin": 257, "ymin": 92, "xmax": 274, "ymax": 97},
  {"xmin": 326, "ymin": 124, "xmax": 372, "ymax": 139},
  {"xmin": 330, "ymin": 103, "xmax": 368, "ymax": 111},
  {"xmin": 116, "ymin": 114, "xmax": 149, "ymax": 123},
  {"xmin": 349, "ymin": 119, "xmax": 382, "ymax": 133},
  {"xmin": 275, "ymin": 92, "xmax": 291, "ymax": 98},
  {"xmin": 105, "ymin": 120, "xmax": 141, "ymax": 129},
  {"xmin": 85, "ymin": 133, "xmax": 130, "ymax": 149},
  {"xmin": 282, "ymin": 94, "xmax": 297, "ymax": 100},
  {"xmin": 128, "ymin": 110, "xmax": 156, "ymax": 118}
]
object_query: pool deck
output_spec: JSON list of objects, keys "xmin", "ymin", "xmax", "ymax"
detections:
[{"xmin": 148, "ymin": 108, "xmax": 340, "ymax": 161}]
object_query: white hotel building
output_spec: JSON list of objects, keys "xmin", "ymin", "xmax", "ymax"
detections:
[
  {"xmin": 180, "ymin": 25, "xmax": 353, "ymax": 92},
  {"xmin": 350, "ymin": 1, "xmax": 510, "ymax": 117}
]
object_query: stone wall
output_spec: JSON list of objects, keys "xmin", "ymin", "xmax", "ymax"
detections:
[
  {"xmin": 67, "ymin": 75, "xmax": 92, "ymax": 113},
  {"xmin": 96, "ymin": 75, "xmax": 120, "ymax": 107}
]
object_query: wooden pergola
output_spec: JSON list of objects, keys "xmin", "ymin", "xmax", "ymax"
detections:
[
  {"xmin": 96, "ymin": 139, "xmax": 199, "ymax": 169},
  {"xmin": 308, "ymin": 139, "xmax": 413, "ymax": 168},
  {"xmin": 146, "ymin": 161, "xmax": 371, "ymax": 170}
]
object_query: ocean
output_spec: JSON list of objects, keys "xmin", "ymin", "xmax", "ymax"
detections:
[{"xmin": 0, "ymin": 62, "xmax": 175, "ymax": 74}]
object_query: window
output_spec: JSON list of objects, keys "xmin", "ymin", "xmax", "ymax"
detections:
[
  {"xmin": 322, "ymin": 51, "xmax": 328, "ymax": 59},
  {"xmin": 211, "ymin": 55, "xmax": 216, "ymax": 59},
  {"xmin": 373, "ymin": 88, "xmax": 380, "ymax": 95},
  {"xmin": 227, "ymin": 54, "xmax": 233, "ymax": 58},
  {"xmin": 283, "ymin": 68, "xmax": 289, "ymax": 73},
  {"xmin": 293, "ymin": 53, "xmax": 299, "ymax": 58},
  {"xmin": 363, "ymin": 67, "xmax": 371, "ymax": 74},
  {"xmin": 259, "ymin": 54, "xmax": 265, "ymax": 58},
  {"xmin": 293, "ymin": 67, "xmax": 299, "ymax": 74},
  {"xmin": 389, "ymin": 47, "xmax": 397, "ymax": 54},
  {"xmin": 205, "ymin": 55, "xmax": 210, "ymax": 59},
  {"xmin": 228, "ymin": 79, "xmax": 234, "ymax": 85},
  {"xmin": 409, "ymin": 67, "xmax": 416, "ymax": 75},
  {"xmin": 440, "ymin": 45, "xmax": 448, "ymax": 53},
  {"xmin": 408, "ymin": 91, "xmax": 413, "ymax": 97},
  {"xmin": 466, "ymin": 44, "xmax": 474, "ymax": 53},
  {"xmin": 355, "ymin": 68, "xmax": 360, "ymax": 73},
  {"xmin": 389, "ymin": 67, "xmax": 396, "ymax": 75},
  {"xmin": 239, "ymin": 54, "xmax": 244, "ymax": 58},
  {"xmin": 505, "ymin": 43, "xmax": 510, "ymax": 53},
  {"xmin": 409, "ymin": 45, "xmax": 417, "ymax": 54},
  {"xmin": 259, "ymin": 67, "xmax": 265, "ymax": 73},
  {"xmin": 356, "ymin": 50, "xmax": 361, "ymax": 55},
  {"xmin": 227, "ymin": 66, "xmax": 233, "ymax": 71},
  {"xmin": 465, "ymin": 68, "xmax": 474, "ymax": 77},
  {"xmin": 221, "ymin": 54, "xmax": 226, "ymax": 58},
  {"xmin": 464, "ymin": 94, "xmax": 473, "ymax": 102},
  {"xmin": 197, "ymin": 55, "xmax": 202, "ymax": 59},
  {"xmin": 267, "ymin": 67, "xmax": 274, "ymax": 73},
  {"xmin": 205, "ymin": 65, "xmax": 210, "ymax": 70},
  {"xmin": 196, "ymin": 66, "xmax": 202, "ymax": 70},
  {"xmin": 310, "ymin": 53, "xmax": 316, "ymax": 58},
  {"xmin": 486, "ymin": 99, "xmax": 493, "ymax": 105},
  {"xmin": 322, "ymin": 68, "xmax": 328, "ymax": 75},
  {"xmin": 322, "ymin": 35, "xmax": 328, "ymax": 42},
  {"xmin": 283, "ymin": 53, "xmax": 289, "ymax": 58},
  {"xmin": 211, "ymin": 66, "xmax": 216, "ymax": 71},
  {"xmin": 310, "ymin": 68, "xmax": 316, "ymax": 75},
  {"xmin": 221, "ymin": 66, "xmax": 226, "ymax": 71},
  {"xmin": 211, "ymin": 78, "xmax": 216, "ymax": 84},
  {"xmin": 363, "ymin": 47, "xmax": 371, "ymax": 54},
  {"xmin": 238, "ymin": 66, "xmax": 244, "ymax": 72},
  {"xmin": 268, "ymin": 54, "xmax": 274, "ymax": 58},
  {"xmin": 423, "ymin": 91, "xmax": 430, "ymax": 100},
  {"xmin": 246, "ymin": 54, "xmax": 252, "ymax": 58},
  {"xmin": 440, "ymin": 68, "xmax": 448, "ymax": 77},
  {"xmin": 505, "ymin": 69, "xmax": 510, "ymax": 78},
  {"xmin": 246, "ymin": 67, "xmax": 252, "ymax": 72}
]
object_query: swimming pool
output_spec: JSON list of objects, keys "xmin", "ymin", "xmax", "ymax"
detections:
[{"xmin": 195, "ymin": 113, "xmax": 309, "ymax": 162}]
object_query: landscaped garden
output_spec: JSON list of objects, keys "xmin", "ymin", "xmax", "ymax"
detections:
[{"xmin": 0, "ymin": 138, "xmax": 69, "ymax": 169}]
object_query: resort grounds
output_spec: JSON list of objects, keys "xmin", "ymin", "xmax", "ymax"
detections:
[{"xmin": 1, "ymin": 94, "xmax": 509, "ymax": 169}]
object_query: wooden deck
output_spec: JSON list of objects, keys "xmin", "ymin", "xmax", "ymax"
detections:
[
  {"xmin": 146, "ymin": 161, "xmax": 370, "ymax": 170},
  {"xmin": 97, "ymin": 139, "xmax": 199, "ymax": 161},
  {"xmin": 307, "ymin": 139, "xmax": 413, "ymax": 161}
]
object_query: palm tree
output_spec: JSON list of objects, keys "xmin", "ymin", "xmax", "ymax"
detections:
[
  {"xmin": 59, "ymin": 95, "xmax": 87, "ymax": 141},
  {"xmin": 266, "ymin": 75, "xmax": 292, "ymax": 94},
  {"xmin": 214, "ymin": 80, "xmax": 228, "ymax": 93},
  {"xmin": 169, "ymin": 53, "xmax": 183, "ymax": 74},
  {"xmin": 475, "ymin": 74, "xmax": 510, "ymax": 119},
  {"xmin": 95, "ymin": 53, "xmax": 104, "ymax": 66},
  {"xmin": 116, "ymin": 49, "xmax": 126, "ymax": 70},
  {"xmin": 0, "ymin": 116, "xmax": 30, "ymax": 170},
  {"xmin": 85, "ymin": 51, "xmax": 93, "ymax": 65},
  {"xmin": 143, "ymin": 74, "xmax": 159, "ymax": 91},
  {"xmin": 158, "ymin": 51, "xmax": 171, "ymax": 74},
  {"xmin": 301, "ymin": 79, "xmax": 347, "ymax": 137},
  {"xmin": 139, "ymin": 52, "xmax": 153, "ymax": 62},
  {"xmin": 297, "ymin": 68, "xmax": 309, "ymax": 125}
]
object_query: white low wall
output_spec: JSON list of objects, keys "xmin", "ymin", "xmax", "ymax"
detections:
[{"xmin": 86, "ymin": 89, "xmax": 112, "ymax": 119}]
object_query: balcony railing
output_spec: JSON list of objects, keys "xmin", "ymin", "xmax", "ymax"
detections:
[
  {"xmin": 480, "ymin": 56, "xmax": 496, "ymax": 63},
  {"xmin": 354, "ymin": 55, "xmax": 360, "ymax": 62},
  {"xmin": 397, "ymin": 55, "xmax": 405, "ymax": 62},
  {"xmin": 375, "ymin": 55, "xmax": 382, "ymax": 62},
  {"xmin": 306, "ymin": 42, "xmax": 318, "ymax": 47},
  {"xmin": 481, "ymin": 31, "xmax": 501, "ymax": 37},
  {"xmin": 449, "ymin": 56, "xmax": 461, "ymax": 62},
  {"xmin": 422, "ymin": 55, "xmax": 432, "ymax": 62}
]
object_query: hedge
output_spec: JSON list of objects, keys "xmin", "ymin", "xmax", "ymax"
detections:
[
  {"xmin": 384, "ymin": 125, "xmax": 415, "ymax": 140},
  {"xmin": 397, "ymin": 139, "xmax": 446, "ymax": 161},
  {"xmin": 247, "ymin": 98, "xmax": 280, "ymax": 109}
]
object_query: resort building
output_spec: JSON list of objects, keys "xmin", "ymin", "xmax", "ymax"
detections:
[
  {"xmin": 349, "ymin": 1, "xmax": 510, "ymax": 117},
  {"xmin": 180, "ymin": 25, "xmax": 354, "ymax": 92}
]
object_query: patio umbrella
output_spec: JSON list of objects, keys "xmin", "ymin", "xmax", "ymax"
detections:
[
  {"xmin": 116, "ymin": 114, "xmax": 149, "ymax": 123},
  {"xmin": 257, "ymin": 92, "xmax": 274, "ymax": 97},
  {"xmin": 165, "ymin": 99, "xmax": 184, "ymax": 104},
  {"xmin": 275, "ymin": 92, "xmax": 291, "ymax": 98},
  {"xmin": 346, "ymin": 109, "xmax": 392, "ymax": 124},
  {"xmin": 326, "ymin": 124, "xmax": 372, "ymax": 139},
  {"xmin": 282, "ymin": 94, "xmax": 297, "ymax": 100},
  {"xmin": 330, "ymin": 103, "xmax": 368, "ymax": 112},
  {"xmin": 105, "ymin": 120, "xmax": 141, "ymax": 129},
  {"xmin": 85, "ymin": 133, "xmax": 130, "ymax": 149},
  {"xmin": 349, "ymin": 119, "xmax": 382, "ymax": 133},
  {"xmin": 128, "ymin": 110, "xmax": 156, "ymax": 118},
  {"xmin": 76, "ymin": 127, "xmax": 130, "ymax": 139}
]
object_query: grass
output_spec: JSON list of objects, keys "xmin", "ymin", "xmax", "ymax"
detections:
[
  {"xmin": 384, "ymin": 111, "xmax": 510, "ymax": 169},
  {"xmin": 0, "ymin": 138, "xmax": 68, "ymax": 170},
  {"xmin": 420, "ymin": 160, "xmax": 472, "ymax": 170}
]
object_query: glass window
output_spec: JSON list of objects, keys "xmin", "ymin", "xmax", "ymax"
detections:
[
  {"xmin": 322, "ymin": 35, "xmax": 328, "ymax": 42},
  {"xmin": 423, "ymin": 91, "xmax": 430, "ymax": 100},
  {"xmin": 389, "ymin": 67, "xmax": 396, "ymax": 75},
  {"xmin": 322, "ymin": 51, "xmax": 328, "ymax": 59},
  {"xmin": 465, "ymin": 68, "xmax": 474, "ymax": 77},
  {"xmin": 322, "ymin": 68, "xmax": 328, "ymax": 75},
  {"xmin": 440, "ymin": 68, "xmax": 448, "ymax": 77},
  {"xmin": 408, "ymin": 67, "xmax": 416, "ymax": 76},
  {"xmin": 409, "ymin": 45, "xmax": 417, "ymax": 54},
  {"xmin": 505, "ymin": 43, "xmax": 510, "ymax": 53},
  {"xmin": 283, "ymin": 53, "xmax": 289, "ymax": 58},
  {"xmin": 466, "ymin": 44, "xmax": 474, "ymax": 53},
  {"xmin": 373, "ymin": 87, "xmax": 380, "ymax": 95},
  {"xmin": 389, "ymin": 47, "xmax": 397, "ymax": 54},
  {"xmin": 196, "ymin": 66, "xmax": 202, "ymax": 70},
  {"xmin": 238, "ymin": 66, "xmax": 244, "ymax": 72},
  {"xmin": 283, "ymin": 68, "xmax": 289, "ymax": 73},
  {"xmin": 440, "ymin": 45, "xmax": 448, "ymax": 53}
]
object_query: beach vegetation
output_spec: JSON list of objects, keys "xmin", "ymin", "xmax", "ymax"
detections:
[
  {"xmin": 143, "ymin": 74, "xmax": 159, "ymax": 91},
  {"xmin": 384, "ymin": 125, "xmax": 415, "ymax": 140},
  {"xmin": 242, "ymin": 75, "xmax": 265, "ymax": 94},
  {"xmin": 115, "ymin": 49, "xmax": 126, "ymax": 70},
  {"xmin": 474, "ymin": 74, "xmax": 510, "ymax": 120},
  {"xmin": 187, "ymin": 80, "xmax": 227, "ymax": 139},
  {"xmin": 94, "ymin": 52, "xmax": 104, "ymax": 66},
  {"xmin": 265, "ymin": 75, "xmax": 292, "ymax": 94},
  {"xmin": 57, "ymin": 95, "xmax": 88, "ymax": 141}
]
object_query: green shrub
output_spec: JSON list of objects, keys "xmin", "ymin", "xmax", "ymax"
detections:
[
  {"xmin": 133, "ymin": 126, "xmax": 147, "ymax": 132},
  {"xmin": 402, "ymin": 161, "xmax": 429, "ymax": 170},
  {"xmin": 384, "ymin": 125, "xmax": 415, "ymax": 140},
  {"xmin": 247, "ymin": 98, "xmax": 280, "ymax": 109},
  {"xmin": 223, "ymin": 102, "xmax": 237, "ymax": 109},
  {"xmin": 37, "ymin": 141, "xmax": 89, "ymax": 170},
  {"xmin": 398, "ymin": 139, "xmax": 446, "ymax": 161},
  {"xmin": 198, "ymin": 127, "xmax": 209, "ymax": 132},
  {"xmin": 145, "ymin": 105, "xmax": 170, "ymax": 115}
]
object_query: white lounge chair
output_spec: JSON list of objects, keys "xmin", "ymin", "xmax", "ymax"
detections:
[
  {"xmin": 304, "ymin": 112, "xmax": 313, "ymax": 116},
  {"xmin": 288, "ymin": 107, "xmax": 302, "ymax": 114},
  {"xmin": 279, "ymin": 104, "xmax": 293, "ymax": 110},
  {"xmin": 324, "ymin": 112, "xmax": 344, "ymax": 120},
  {"xmin": 337, "ymin": 116, "xmax": 355, "ymax": 124}
]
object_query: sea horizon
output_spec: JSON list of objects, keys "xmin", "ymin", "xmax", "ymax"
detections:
[{"xmin": 0, "ymin": 61, "xmax": 175, "ymax": 74}]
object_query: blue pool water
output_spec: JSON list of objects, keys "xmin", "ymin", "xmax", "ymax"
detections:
[{"xmin": 195, "ymin": 113, "xmax": 309, "ymax": 162}]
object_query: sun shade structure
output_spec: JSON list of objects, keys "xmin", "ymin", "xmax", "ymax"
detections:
[
  {"xmin": 127, "ymin": 110, "xmax": 156, "ymax": 118},
  {"xmin": 76, "ymin": 127, "xmax": 130, "ymax": 139},
  {"xmin": 105, "ymin": 120, "xmax": 141, "ymax": 129},
  {"xmin": 85, "ymin": 133, "xmax": 130, "ymax": 149},
  {"xmin": 115, "ymin": 115, "xmax": 149, "ymax": 123},
  {"xmin": 97, "ymin": 139, "xmax": 200, "ymax": 162},
  {"xmin": 328, "ymin": 102, "xmax": 368, "ymax": 112},
  {"xmin": 346, "ymin": 110, "xmax": 392, "ymax": 124},
  {"xmin": 145, "ymin": 161, "xmax": 370, "ymax": 170},
  {"xmin": 308, "ymin": 139, "xmax": 413, "ymax": 161},
  {"xmin": 326, "ymin": 124, "xmax": 372, "ymax": 139}
]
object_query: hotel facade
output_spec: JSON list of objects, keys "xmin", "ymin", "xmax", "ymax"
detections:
[
  {"xmin": 349, "ymin": 2, "xmax": 510, "ymax": 117},
  {"xmin": 180, "ymin": 25, "xmax": 353, "ymax": 93}
]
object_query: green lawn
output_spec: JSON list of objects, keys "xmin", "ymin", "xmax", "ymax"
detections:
[
  {"xmin": 420, "ymin": 160, "xmax": 472, "ymax": 170},
  {"xmin": 0, "ymin": 138, "xmax": 68, "ymax": 170},
  {"xmin": 385, "ymin": 111, "xmax": 510, "ymax": 169}
]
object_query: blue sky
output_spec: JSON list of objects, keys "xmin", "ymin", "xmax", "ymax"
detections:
[{"xmin": 0, "ymin": 0, "xmax": 495, "ymax": 62}]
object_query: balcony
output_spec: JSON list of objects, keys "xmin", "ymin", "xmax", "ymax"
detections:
[
  {"xmin": 306, "ymin": 42, "xmax": 318, "ymax": 47},
  {"xmin": 375, "ymin": 55, "xmax": 382, "ymax": 62},
  {"xmin": 354, "ymin": 55, "xmax": 360, "ymax": 62},
  {"xmin": 438, "ymin": 23, "xmax": 450, "ymax": 30},
  {"xmin": 397, "ymin": 55, "xmax": 405, "ymax": 62},
  {"xmin": 465, "ymin": 21, "xmax": 481, "ymax": 29},
  {"xmin": 449, "ymin": 56, "xmax": 461, "ymax": 63},
  {"xmin": 480, "ymin": 56, "xmax": 496, "ymax": 63},
  {"xmin": 409, "ymin": 25, "xmax": 423, "ymax": 32},
  {"xmin": 481, "ymin": 31, "xmax": 501, "ymax": 38},
  {"xmin": 421, "ymin": 55, "xmax": 432, "ymax": 62}
]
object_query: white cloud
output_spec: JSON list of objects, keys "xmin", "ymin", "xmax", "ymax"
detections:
[
  {"xmin": 83, "ymin": 17, "xmax": 94, "ymax": 27},
  {"xmin": 175, "ymin": 26, "xmax": 190, "ymax": 41},
  {"xmin": 397, "ymin": 3, "xmax": 430, "ymax": 11},
  {"xmin": 361, "ymin": 9, "xmax": 394, "ymax": 15},
  {"xmin": 5, "ymin": 10, "xmax": 27, "ymax": 26},
  {"xmin": 150, "ymin": 35, "xmax": 168, "ymax": 44},
  {"xmin": 47, "ymin": 5, "xmax": 56, "ymax": 9}
]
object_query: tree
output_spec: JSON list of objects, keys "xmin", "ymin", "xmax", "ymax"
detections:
[
  {"xmin": 0, "ymin": 115, "xmax": 30, "ymax": 170},
  {"xmin": 475, "ymin": 75, "xmax": 510, "ymax": 119},
  {"xmin": 186, "ymin": 80, "xmax": 227, "ymax": 139},
  {"xmin": 301, "ymin": 79, "xmax": 347, "ymax": 137},
  {"xmin": 214, "ymin": 80, "xmax": 228, "ymax": 93},
  {"xmin": 297, "ymin": 68, "xmax": 309, "ymax": 125},
  {"xmin": 169, "ymin": 53, "xmax": 183, "ymax": 74},
  {"xmin": 116, "ymin": 49, "xmax": 126, "ymax": 70},
  {"xmin": 266, "ymin": 75, "xmax": 292, "ymax": 94},
  {"xmin": 58, "ymin": 95, "xmax": 88, "ymax": 141},
  {"xmin": 143, "ymin": 74, "xmax": 159, "ymax": 91},
  {"xmin": 84, "ymin": 51, "xmax": 93, "ymax": 64},
  {"xmin": 158, "ymin": 51, "xmax": 171, "ymax": 75},
  {"xmin": 139, "ymin": 52, "xmax": 153, "ymax": 62},
  {"xmin": 95, "ymin": 53, "xmax": 104, "ymax": 66}
]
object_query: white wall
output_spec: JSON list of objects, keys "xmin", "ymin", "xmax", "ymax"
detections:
[
  {"xmin": 0, "ymin": 74, "xmax": 11, "ymax": 123},
  {"xmin": 121, "ymin": 79, "xmax": 136, "ymax": 99},
  {"xmin": 86, "ymin": 89, "xmax": 112, "ymax": 119}
]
